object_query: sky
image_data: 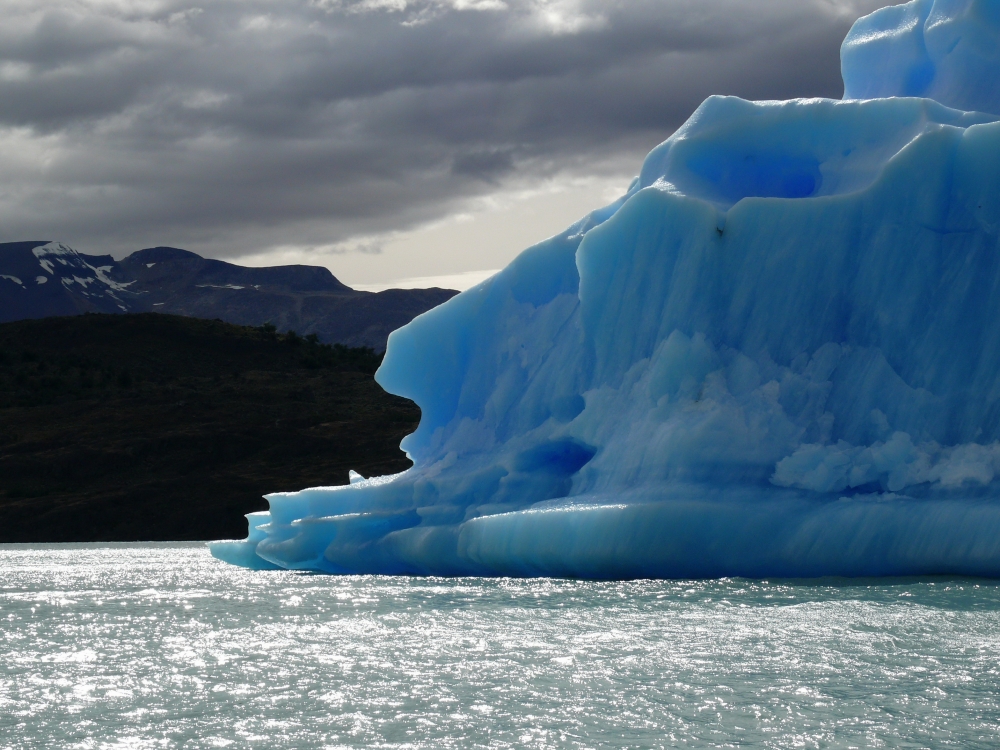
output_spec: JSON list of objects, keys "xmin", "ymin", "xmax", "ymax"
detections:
[{"xmin": 0, "ymin": 0, "xmax": 895, "ymax": 290}]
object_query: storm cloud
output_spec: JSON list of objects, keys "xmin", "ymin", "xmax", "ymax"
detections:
[{"xmin": 0, "ymin": 0, "xmax": 893, "ymax": 264}]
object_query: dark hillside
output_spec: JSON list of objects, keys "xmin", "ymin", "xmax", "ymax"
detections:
[{"xmin": 0, "ymin": 314, "xmax": 420, "ymax": 542}]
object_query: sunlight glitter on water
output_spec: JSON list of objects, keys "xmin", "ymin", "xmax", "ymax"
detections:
[{"xmin": 1, "ymin": 543, "xmax": 999, "ymax": 749}]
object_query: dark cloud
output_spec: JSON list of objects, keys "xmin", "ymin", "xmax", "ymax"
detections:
[
  {"xmin": 451, "ymin": 148, "xmax": 515, "ymax": 181},
  {"xmin": 0, "ymin": 0, "xmax": 893, "ymax": 259}
]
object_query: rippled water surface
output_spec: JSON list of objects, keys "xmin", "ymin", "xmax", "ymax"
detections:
[{"xmin": 2, "ymin": 544, "xmax": 1000, "ymax": 749}]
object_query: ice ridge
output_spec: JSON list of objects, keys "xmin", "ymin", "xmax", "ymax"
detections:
[{"xmin": 212, "ymin": 0, "xmax": 1000, "ymax": 578}]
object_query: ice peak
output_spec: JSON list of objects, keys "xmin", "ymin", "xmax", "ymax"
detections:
[{"xmin": 842, "ymin": 0, "xmax": 1000, "ymax": 115}]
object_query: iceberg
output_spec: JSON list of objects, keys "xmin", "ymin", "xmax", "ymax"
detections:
[{"xmin": 212, "ymin": 0, "xmax": 1000, "ymax": 578}]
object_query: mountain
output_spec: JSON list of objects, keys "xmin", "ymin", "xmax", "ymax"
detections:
[
  {"xmin": 0, "ymin": 241, "xmax": 457, "ymax": 350},
  {"xmin": 0, "ymin": 313, "xmax": 419, "ymax": 542}
]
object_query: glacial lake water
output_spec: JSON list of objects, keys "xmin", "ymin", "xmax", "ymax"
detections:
[{"xmin": 1, "ymin": 544, "xmax": 999, "ymax": 749}]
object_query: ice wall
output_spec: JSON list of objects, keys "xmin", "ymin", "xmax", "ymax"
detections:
[{"xmin": 212, "ymin": 0, "xmax": 1000, "ymax": 578}]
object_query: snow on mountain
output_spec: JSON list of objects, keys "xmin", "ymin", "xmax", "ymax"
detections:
[{"xmin": 0, "ymin": 242, "xmax": 456, "ymax": 350}]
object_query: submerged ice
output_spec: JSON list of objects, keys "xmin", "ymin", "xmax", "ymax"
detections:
[{"xmin": 212, "ymin": 0, "xmax": 1000, "ymax": 578}]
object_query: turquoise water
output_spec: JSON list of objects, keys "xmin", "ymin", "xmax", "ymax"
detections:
[{"xmin": 2, "ymin": 544, "xmax": 999, "ymax": 749}]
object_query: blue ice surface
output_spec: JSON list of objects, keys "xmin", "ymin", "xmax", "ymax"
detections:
[
  {"xmin": 842, "ymin": 0, "xmax": 1000, "ymax": 115},
  {"xmin": 211, "ymin": 0, "xmax": 1000, "ymax": 578}
]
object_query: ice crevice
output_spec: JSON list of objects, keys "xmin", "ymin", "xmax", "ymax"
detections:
[{"xmin": 212, "ymin": 0, "xmax": 1000, "ymax": 578}]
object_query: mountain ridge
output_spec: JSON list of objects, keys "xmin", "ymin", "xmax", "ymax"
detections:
[{"xmin": 0, "ymin": 241, "xmax": 457, "ymax": 350}]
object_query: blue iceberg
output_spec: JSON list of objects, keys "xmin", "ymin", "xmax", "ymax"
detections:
[{"xmin": 212, "ymin": 0, "xmax": 1000, "ymax": 578}]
